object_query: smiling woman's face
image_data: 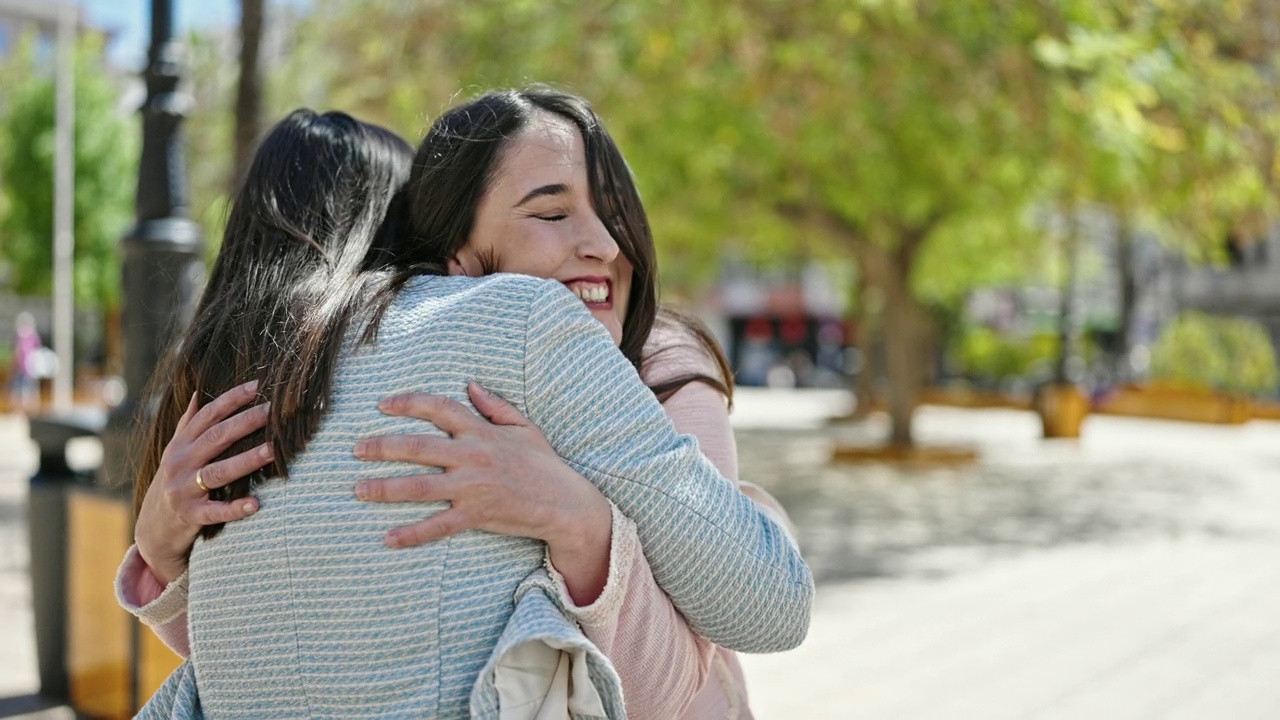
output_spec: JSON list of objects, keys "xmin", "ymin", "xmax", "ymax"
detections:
[{"xmin": 454, "ymin": 111, "xmax": 633, "ymax": 347}]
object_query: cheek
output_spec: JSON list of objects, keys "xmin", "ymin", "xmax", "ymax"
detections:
[
  {"xmin": 495, "ymin": 228, "xmax": 576, "ymax": 278},
  {"xmin": 614, "ymin": 269, "xmax": 634, "ymax": 323}
]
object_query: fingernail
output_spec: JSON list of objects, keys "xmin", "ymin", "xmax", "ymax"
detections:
[
  {"xmin": 353, "ymin": 441, "xmax": 367, "ymax": 459},
  {"xmin": 474, "ymin": 382, "xmax": 493, "ymax": 397},
  {"xmin": 384, "ymin": 532, "xmax": 401, "ymax": 548},
  {"xmin": 243, "ymin": 379, "xmax": 260, "ymax": 391},
  {"xmin": 259, "ymin": 444, "xmax": 273, "ymax": 460},
  {"xmin": 355, "ymin": 482, "xmax": 368, "ymax": 500},
  {"xmin": 243, "ymin": 501, "xmax": 257, "ymax": 515}
]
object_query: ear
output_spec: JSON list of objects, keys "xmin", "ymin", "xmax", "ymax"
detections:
[{"xmin": 448, "ymin": 247, "xmax": 481, "ymax": 277}]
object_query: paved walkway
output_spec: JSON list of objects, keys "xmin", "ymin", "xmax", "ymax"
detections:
[
  {"xmin": 733, "ymin": 392, "xmax": 1280, "ymax": 719},
  {"xmin": 1, "ymin": 393, "xmax": 1278, "ymax": 718},
  {"xmin": 0, "ymin": 415, "xmax": 39, "ymax": 701}
]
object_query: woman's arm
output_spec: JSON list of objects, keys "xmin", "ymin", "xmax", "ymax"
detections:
[
  {"xmin": 519, "ymin": 283, "xmax": 811, "ymax": 652},
  {"xmin": 560, "ymin": 379, "xmax": 741, "ymax": 720},
  {"xmin": 114, "ymin": 381, "xmax": 274, "ymax": 656},
  {"xmin": 359, "ymin": 284, "xmax": 811, "ymax": 651},
  {"xmin": 116, "ymin": 545, "xmax": 192, "ymax": 657}
]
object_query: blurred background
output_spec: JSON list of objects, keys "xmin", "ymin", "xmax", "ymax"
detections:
[{"xmin": 0, "ymin": 0, "xmax": 1278, "ymax": 718}]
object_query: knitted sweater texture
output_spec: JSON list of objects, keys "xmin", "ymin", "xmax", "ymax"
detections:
[{"xmin": 136, "ymin": 274, "xmax": 812, "ymax": 718}]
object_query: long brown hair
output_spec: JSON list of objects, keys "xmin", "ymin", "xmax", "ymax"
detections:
[
  {"xmin": 647, "ymin": 306, "xmax": 736, "ymax": 409},
  {"xmin": 131, "ymin": 110, "xmax": 413, "ymax": 538}
]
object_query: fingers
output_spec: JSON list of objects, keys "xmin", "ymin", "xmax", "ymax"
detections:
[
  {"xmin": 198, "ymin": 442, "xmax": 274, "ymax": 490},
  {"xmin": 355, "ymin": 473, "xmax": 455, "ymax": 503},
  {"xmin": 384, "ymin": 507, "xmax": 471, "ymax": 548},
  {"xmin": 467, "ymin": 383, "xmax": 528, "ymax": 427},
  {"xmin": 184, "ymin": 380, "xmax": 260, "ymax": 442},
  {"xmin": 175, "ymin": 392, "xmax": 199, "ymax": 435},
  {"xmin": 191, "ymin": 497, "xmax": 259, "ymax": 526},
  {"xmin": 377, "ymin": 393, "xmax": 482, "ymax": 436},
  {"xmin": 353, "ymin": 434, "xmax": 454, "ymax": 467},
  {"xmin": 191, "ymin": 402, "xmax": 271, "ymax": 466}
]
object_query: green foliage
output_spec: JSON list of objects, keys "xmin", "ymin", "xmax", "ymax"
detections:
[
  {"xmin": 175, "ymin": 0, "xmax": 1280, "ymax": 440},
  {"xmin": 952, "ymin": 326, "xmax": 1060, "ymax": 383},
  {"xmin": 0, "ymin": 33, "xmax": 137, "ymax": 310},
  {"xmin": 1149, "ymin": 311, "xmax": 1279, "ymax": 395}
]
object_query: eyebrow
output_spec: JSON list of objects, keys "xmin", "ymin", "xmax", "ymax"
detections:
[{"xmin": 514, "ymin": 183, "xmax": 569, "ymax": 207}]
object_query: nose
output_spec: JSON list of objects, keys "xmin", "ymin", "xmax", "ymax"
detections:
[{"xmin": 577, "ymin": 212, "xmax": 619, "ymax": 264}]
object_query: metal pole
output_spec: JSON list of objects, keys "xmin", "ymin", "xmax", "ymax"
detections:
[
  {"xmin": 100, "ymin": 0, "xmax": 204, "ymax": 490},
  {"xmin": 52, "ymin": 2, "xmax": 76, "ymax": 411}
]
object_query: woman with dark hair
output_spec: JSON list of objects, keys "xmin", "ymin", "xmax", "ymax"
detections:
[
  {"xmin": 120, "ymin": 95, "xmax": 809, "ymax": 719},
  {"xmin": 122, "ymin": 108, "xmax": 413, "ymax": 581}
]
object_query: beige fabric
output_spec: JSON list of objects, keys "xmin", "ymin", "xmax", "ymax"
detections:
[{"xmin": 494, "ymin": 640, "xmax": 608, "ymax": 719}]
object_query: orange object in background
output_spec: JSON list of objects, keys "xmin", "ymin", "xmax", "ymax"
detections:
[
  {"xmin": 64, "ymin": 488, "xmax": 183, "ymax": 718},
  {"xmin": 1038, "ymin": 383, "xmax": 1089, "ymax": 439},
  {"xmin": 66, "ymin": 490, "xmax": 132, "ymax": 719}
]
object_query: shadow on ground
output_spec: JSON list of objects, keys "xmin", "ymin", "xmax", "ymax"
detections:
[{"xmin": 736, "ymin": 427, "xmax": 1241, "ymax": 586}]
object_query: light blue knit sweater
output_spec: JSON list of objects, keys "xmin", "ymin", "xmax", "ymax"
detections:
[{"xmin": 138, "ymin": 274, "xmax": 813, "ymax": 719}]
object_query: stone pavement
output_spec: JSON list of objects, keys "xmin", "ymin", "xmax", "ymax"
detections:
[
  {"xmin": 732, "ymin": 390, "xmax": 1280, "ymax": 719},
  {"xmin": 1, "ymin": 393, "xmax": 1278, "ymax": 719},
  {"xmin": 0, "ymin": 415, "xmax": 38, "ymax": 701}
]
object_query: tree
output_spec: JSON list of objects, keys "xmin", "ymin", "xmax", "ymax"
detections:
[
  {"xmin": 681, "ymin": 2, "xmax": 1059, "ymax": 445},
  {"xmin": 234, "ymin": 0, "xmax": 266, "ymax": 187},
  {"xmin": 191, "ymin": 0, "xmax": 1279, "ymax": 446},
  {"xmin": 0, "ymin": 33, "xmax": 137, "ymax": 312}
]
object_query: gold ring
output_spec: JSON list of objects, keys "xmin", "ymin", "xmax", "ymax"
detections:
[{"xmin": 195, "ymin": 471, "xmax": 210, "ymax": 493}]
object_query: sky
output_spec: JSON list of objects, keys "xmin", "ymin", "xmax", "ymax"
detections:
[{"xmin": 79, "ymin": 0, "xmax": 310, "ymax": 67}]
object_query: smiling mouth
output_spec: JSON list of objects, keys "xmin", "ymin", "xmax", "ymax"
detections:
[{"xmin": 563, "ymin": 278, "xmax": 612, "ymax": 308}]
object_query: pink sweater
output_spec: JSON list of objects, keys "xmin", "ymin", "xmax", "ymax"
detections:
[{"xmin": 116, "ymin": 323, "xmax": 796, "ymax": 720}]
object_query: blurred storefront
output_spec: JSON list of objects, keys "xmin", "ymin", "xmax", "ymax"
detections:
[{"xmin": 706, "ymin": 260, "xmax": 857, "ymax": 388}]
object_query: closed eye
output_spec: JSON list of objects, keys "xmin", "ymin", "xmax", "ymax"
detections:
[{"xmin": 536, "ymin": 214, "xmax": 567, "ymax": 222}]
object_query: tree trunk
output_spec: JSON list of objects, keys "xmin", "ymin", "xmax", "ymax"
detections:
[
  {"xmin": 1054, "ymin": 206, "xmax": 1083, "ymax": 384},
  {"xmin": 854, "ymin": 230, "xmax": 927, "ymax": 447},
  {"xmin": 849, "ymin": 279, "xmax": 879, "ymax": 419},
  {"xmin": 880, "ymin": 257, "xmax": 923, "ymax": 446},
  {"xmin": 234, "ymin": 0, "xmax": 266, "ymax": 188},
  {"xmin": 780, "ymin": 205, "xmax": 930, "ymax": 445},
  {"xmin": 1115, "ymin": 217, "xmax": 1137, "ymax": 382}
]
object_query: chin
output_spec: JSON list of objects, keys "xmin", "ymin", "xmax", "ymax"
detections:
[{"xmin": 592, "ymin": 312, "xmax": 624, "ymax": 346}]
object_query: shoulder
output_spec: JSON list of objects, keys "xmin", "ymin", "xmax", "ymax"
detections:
[
  {"xmin": 391, "ymin": 273, "xmax": 578, "ymax": 318},
  {"xmin": 640, "ymin": 312, "xmax": 726, "ymax": 387}
]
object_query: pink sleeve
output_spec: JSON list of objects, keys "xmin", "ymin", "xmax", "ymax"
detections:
[
  {"xmin": 114, "ymin": 545, "xmax": 192, "ymax": 658},
  {"xmin": 548, "ymin": 505, "xmax": 714, "ymax": 720},
  {"xmin": 550, "ymin": 368, "xmax": 794, "ymax": 719}
]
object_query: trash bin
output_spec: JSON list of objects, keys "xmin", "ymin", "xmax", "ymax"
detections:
[{"xmin": 26, "ymin": 410, "xmax": 107, "ymax": 706}]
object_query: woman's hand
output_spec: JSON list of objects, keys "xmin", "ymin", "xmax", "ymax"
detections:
[
  {"xmin": 134, "ymin": 380, "xmax": 274, "ymax": 585},
  {"xmin": 353, "ymin": 382, "xmax": 613, "ymax": 605}
]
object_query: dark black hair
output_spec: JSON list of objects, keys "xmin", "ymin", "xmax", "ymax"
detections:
[{"xmin": 134, "ymin": 109, "xmax": 414, "ymax": 537}]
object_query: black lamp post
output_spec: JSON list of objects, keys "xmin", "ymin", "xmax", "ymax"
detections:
[
  {"xmin": 20, "ymin": 3, "xmax": 204, "ymax": 712},
  {"xmin": 101, "ymin": 0, "xmax": 205, "ymax": 489}
]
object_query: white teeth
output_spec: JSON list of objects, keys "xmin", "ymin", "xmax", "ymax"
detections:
[{"xmin": 570, "ymin": 284, "xmax": 608, "ymax": 303}]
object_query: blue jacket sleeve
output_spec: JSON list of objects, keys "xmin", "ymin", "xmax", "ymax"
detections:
[{"xmin": 522, "ymin": 282, "xmax": 813, "ymax": 653}]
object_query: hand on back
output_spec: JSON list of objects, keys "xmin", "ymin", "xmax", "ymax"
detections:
[
  {"xmin": 354, "ymin": 382, "xmax": 613, "ymax": 604},
  {"xmin": 134, "ymin": 380, "xmax": 272, "ymax": 584},
  {"xmin": 133, "ymin": 379, "xmax": 613, "ymax": 603}
]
